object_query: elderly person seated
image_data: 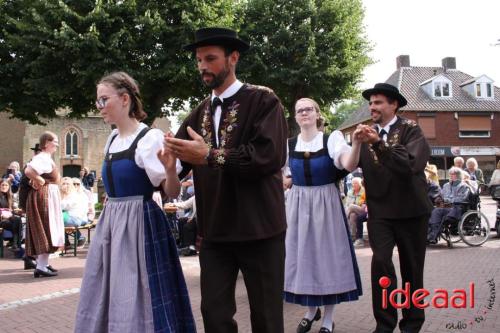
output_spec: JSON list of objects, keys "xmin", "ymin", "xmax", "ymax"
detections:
[
  {"xmin": 164, "ymin": 196, "xmax": 197, "ymax": 256},
  {"xmin": 427, "ymin": 167, "xmax": 470, "ymax": 244},
  {"xmin": 464, "ymin": 157, "xmax": 484, "ymax": 187},
  {"xmin": 345, "ymin": 177, "xmax": 367, "ymax": 247}
]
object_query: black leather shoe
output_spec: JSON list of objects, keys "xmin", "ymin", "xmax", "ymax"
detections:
[
  {"xmin": 297, "ymin": 308, "xmax": 321, "ymax": 333},
  {"xmin": 319, "ymin": 326, "xmax": 333, "ymax": 333},
  {"xmin": 34, "ymin": 269, "xmax": 58, "ymax": 278},
  {"xmin": 46, "ymin": 265, "xmax": 58, "ymax": 272},
  {"xmin": 23, "ymin": 257, "xmax": 37, "ymax": 270}
]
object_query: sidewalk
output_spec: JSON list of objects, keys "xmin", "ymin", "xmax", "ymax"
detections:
[{"xmin": 1, "ymin": 196, "xmax": 499, "ymax": 332}]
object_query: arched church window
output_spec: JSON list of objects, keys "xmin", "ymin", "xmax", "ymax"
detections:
[{"xmin": 65, "ymin": 130, "xmax": 79, "ymax": 156}]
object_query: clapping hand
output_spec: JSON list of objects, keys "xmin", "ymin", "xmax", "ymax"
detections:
[
  {"xmin": 165, "ymin": 127, "xmax": 209, "ymax": 165},
  {"xmin": 158, "ymin": 132, "xmax": 177, "ymax": 172}
]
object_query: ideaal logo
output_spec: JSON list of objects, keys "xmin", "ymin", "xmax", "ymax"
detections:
[
  {"xmin": 445, "ymin": 278, "xmax": 496, "ymax": 331},
  {"xmin": 379, "ymin": 276, "xmax": 474, "ymax": 309},
  {"xmin": 378, "ymin": 277, "xmax": 496, "ymax": 331}
]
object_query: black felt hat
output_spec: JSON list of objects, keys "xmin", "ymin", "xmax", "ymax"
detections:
[
  {"xmin": 30, "ymin": 143, "xmax": 41, "ymax": 152},
  {"xmin": 362, "ymin": 83, "xmax": 408, "ymax": 107},
  {"xmin": 184, "ymin": 27, "xmax": 250, "ymax": 52}
]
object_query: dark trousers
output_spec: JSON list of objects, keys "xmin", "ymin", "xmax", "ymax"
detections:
[
  {"xmin": 0, "ymin": 215, "xmax": 22, "ymax": 247},
  {"xmin": 199, "ymin": 232, "xmax": 285, "ymax": 333},
  {"xmin": 178, "ymin": 217, "xmax": 197, "ymax": 248},
  {"xmin": 367, "ymin": 215, "xmax": 429, "ymax": 333}
]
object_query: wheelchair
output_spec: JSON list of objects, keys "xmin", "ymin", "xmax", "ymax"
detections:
[{"xmin": 438, "ymin": 192, "xmax": 490, "ymax": 248}]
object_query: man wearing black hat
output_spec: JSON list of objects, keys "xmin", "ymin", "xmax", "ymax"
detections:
[
  {"xmin": 166, "ymin": 27, "xmax": 287, "ymax": 333},
  {"xmin": 350, "ymin": 83, "xmax": 433, "ymax": 333}
]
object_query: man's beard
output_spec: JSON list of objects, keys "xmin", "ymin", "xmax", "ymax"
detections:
[{"xmin": 201, "ymin": 65, "xmax": 230, "ymax": 89}]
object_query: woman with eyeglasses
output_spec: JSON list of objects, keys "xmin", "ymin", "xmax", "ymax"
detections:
[
  {"xmin": 283, "ymin": 98, "xmax": 362, "ymax": 333},
  {"xmin": 24, "ymin": 131, "xmax": 65, "ymax": 277},
  {"xmin": 75, "ymin": 72, "xmax": 195, "ymax": 333}
]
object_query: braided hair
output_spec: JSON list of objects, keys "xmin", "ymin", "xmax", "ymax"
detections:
[{"xmin": 98, "ymin": 72, "xmax": 147, "ymax": 121}]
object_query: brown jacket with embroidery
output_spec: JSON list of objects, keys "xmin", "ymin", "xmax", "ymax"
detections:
[
  {"xmin": 359, "ymin": 116, "xmax": 433, "ymax": 219},
  {"xmin": 176, "ymin": 84, "xmax": 287, "ymax": 242}
]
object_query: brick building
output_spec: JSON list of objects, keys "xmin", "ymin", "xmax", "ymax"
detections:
[
  {"xmin": 0, "ymin": 109, "xmax": 172, "ymax": 185},
  {"xmin": 339, "ymin": 55, "xmax": 500, "ymax": 182}
]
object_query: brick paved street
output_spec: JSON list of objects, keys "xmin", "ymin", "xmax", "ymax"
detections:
[{"xmin": 1, "ymin": 197, "xmax": 499, "ymax": 333}]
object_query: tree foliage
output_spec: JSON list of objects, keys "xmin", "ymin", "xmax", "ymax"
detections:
[
  {"xmin": 0, "ymin": 0, "xmax": 370, "ymax": 130},
  {"xmin": 0, "ymin": 0, "xmax": 236, "ymax": 124},
  {"xmin": 322, "ymin": 96, "xmax": 364, "ymax": 132},
  {"xmin": 239, "ymin": 0, "xmax": 371, "ymax": 134}
]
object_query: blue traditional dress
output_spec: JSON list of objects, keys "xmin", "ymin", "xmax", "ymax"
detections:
[
  {"xmin": 284, "ymin": 131, "xmax": 362, "ymax": 306},
  {"xmin": 75, "ymin": 124, "xmax": 196, "ymax": 333}
]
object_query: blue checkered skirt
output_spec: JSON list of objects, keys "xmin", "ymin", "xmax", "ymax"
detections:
[{"xmin": 75, "ymin": 196, "xmax": 196, "ymax": 333}]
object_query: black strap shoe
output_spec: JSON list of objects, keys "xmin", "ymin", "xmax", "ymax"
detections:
[
  {"xmin": 34, "ymin": 268, "xmax": 58, "ymax": 278},
  {"xmin": 46, "ymin": 265, "xmax": 58, "ymax": 272},
  {"xmin": 296, "ymin": 308, "xmax": 321, "ymax": 333}
]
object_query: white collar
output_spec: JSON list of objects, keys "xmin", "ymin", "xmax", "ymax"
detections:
[
  {"xmin": 377, "ymin": 115, "xmax": 398, "ymax": 133},
  {"xmin": 211, "ymin": 80, "xmax": 243, "ymax": 103}
]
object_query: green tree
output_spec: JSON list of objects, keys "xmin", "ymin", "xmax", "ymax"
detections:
[
  {"xmin": 322, "ymin": 96, "xmax": 364, "ymax": 131},
  {"xmin": 239, "ymin": 0, "xmax": 371, "ymax": 135},
  {"xmin": 0, "ymin": 0, "xmax": 236, "ymax": 124}
]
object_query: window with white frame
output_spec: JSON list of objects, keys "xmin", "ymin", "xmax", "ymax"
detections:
[
  {"xmin": 434, "ymin": 81, "xmax": 451, "ymax": 98},
  {"xmin": 65, "ymin": 130, "xmax": 79, "ymax": 156},
  {"xmin": 475, "ymin": 82, "xmax": 494, "ymax": 99}
]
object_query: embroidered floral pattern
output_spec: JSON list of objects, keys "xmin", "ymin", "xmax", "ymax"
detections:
[{"xmin": 201, "ymin": 100, "xmax": 239, "ymax": 166}]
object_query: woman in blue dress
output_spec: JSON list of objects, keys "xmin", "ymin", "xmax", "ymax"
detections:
[
  {"xmin": 75, "ymin": 72, "xmax": 196, "ymax": 333},
  {"xmin": 283, "ymin": 98, "xmax": 362, "ymax": 333}
]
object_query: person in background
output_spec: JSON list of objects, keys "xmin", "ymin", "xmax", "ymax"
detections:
[
  {"xmin": 345, "ymin": 177, "xmax": 367, "ymax": 248},
  {"xmin": 79, "ymin": 167, "xmax": 95, "ymax": 191},
  {"xmin": 453, "ymin": 156, "xmax": 465, "ymax": 169},
  {"xmin": 24, "ymin": 131, "xmax": 65, "ymax": 278},
  {"xmin": 0, "ymin": 180, "xmax": 23, "ymax": 250},
  {"xmin": 425, "ymin": 164, "xmax": 442, "ymax": 206},
  {"xmin": 18, "ymin": 143, "xmax": 43, "ymax": 270},
  {"xmin": 427, "ymin": 167, "xmax": 470, "ymax": 244},
  {"xmin": 462, "ymin": 173, "xmax": 479, "ymax": 194},
  {"xmin": 2, "ymin": 161, "xmax": 22, "ymax": 194},
  {"xmin": 283, "ymin": 97, "xmax": 362, "ymax": 333},
  {"xmin": 464, "ymin": 157, "xmax": 484, "ymax": 187},
  {"xmin": 73, "ymin": 177, "xmax": 95, "ymax": 222},
  {"xmin": 60, "ymin": 177, "xmax": 88, "ymax": 247},
  {"xmin": 75, "ymin": 71, "xmax": 195, "ymax": 333},
  {"xmin": 488, "ymin": 160, "xmax": 500, "ymax": 196},
  {"xmin": 165, "ymin": 195, "xmax": 198, "ymax": 256}
]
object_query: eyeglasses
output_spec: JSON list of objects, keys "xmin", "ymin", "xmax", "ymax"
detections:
[
  {"xmin": 95, "ymin": 94, "xmax": 119, "ymax": 109},
  {"xmin": 295, "ymin": 107, "xmax": 315, "ymax": 115}
]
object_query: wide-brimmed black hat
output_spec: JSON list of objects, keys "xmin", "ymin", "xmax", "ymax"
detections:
[
  {"xmin": 362, "ymin": 83, "xmax": 408, "ymax": 108},
  {"xmin": 30, "ymin": 143, "xmax": 41, "ymax": 152},
  {"xmin": 184, "ymin": 27, "xmax": 250, "ymax": 52}
]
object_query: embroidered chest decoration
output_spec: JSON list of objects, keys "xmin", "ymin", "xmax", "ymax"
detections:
[
  {"xmin": 201, "ymin": 100, "xmax": 239, "ymax": 165},
  {"xmin": 368, "ymin": 127, "xmax": 401, "ymax": 164}
]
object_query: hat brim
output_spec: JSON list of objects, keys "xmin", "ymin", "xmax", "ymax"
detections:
[
  {"xmin": 362, "ymin": 88, "xmax": 407, "ymax": 108},
  {"xmin": 184, "ymin": 36, "xmax": 250, "ymax": 52}
]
